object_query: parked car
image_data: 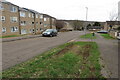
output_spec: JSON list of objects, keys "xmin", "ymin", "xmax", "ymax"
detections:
[
  {"xmin": 97, "ymin": 30, "xmax": 108, "ymax": 34},
  {"xmin": 42, "ymin": 29, "xmax": 58, "ymax": 37}
]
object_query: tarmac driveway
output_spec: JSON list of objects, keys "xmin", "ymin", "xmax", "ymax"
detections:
[{"xmin": 2, "ymin": 31, "xmax": 85, "ymax": 70}]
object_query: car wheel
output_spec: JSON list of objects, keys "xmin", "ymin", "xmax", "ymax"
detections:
[{"xmin": 50, "ymin": 34, "xmax": 53, "ymax": 37}]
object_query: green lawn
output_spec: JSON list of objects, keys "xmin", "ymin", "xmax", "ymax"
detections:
[
  {"xmin": 80, "ymin": 33, "xmax": 97, "ymax": 39},
  {"xmin": 100, "ymin": 34, "xmax": 114, "ymax": 39},
  {"xmin": 0, "ymin": 35, "xmax": 27, "ymax": 38},
  {"xmin": 2, "ymin": 42, "xmax": 103, "ymax": 78},
  {"xmin": 0, "ymin": 35, "xmax": 20, "ymax": 38}
]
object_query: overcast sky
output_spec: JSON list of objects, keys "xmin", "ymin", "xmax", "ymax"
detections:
[{"xmin": 6, "ymin": 0, "xmax": 120, "ymax": 22}]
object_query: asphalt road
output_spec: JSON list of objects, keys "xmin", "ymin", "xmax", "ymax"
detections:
[{"xmin": 2, "ymin": 31, "xmax": 85, "ymax": 70}]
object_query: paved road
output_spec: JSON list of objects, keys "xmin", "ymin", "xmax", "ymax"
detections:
[{"xmin": 2, "ymin": 31, "xmax": 85, "ymax": 70}]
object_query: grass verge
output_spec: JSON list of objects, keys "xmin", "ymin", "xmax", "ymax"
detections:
[
  {"xmin": 80, "ymin": 33, "xmax": 96, "ymax": 39},
  {"xmin": 0, "ymin": 35, "xmax": 21, "ymax": 38},
  {"xmin": 2, "ymin": 42, "xmax": 103, "ymax": 78},
  {"xmin": 100, "ymin": 34, "xmax": 114, "ymax": 39}
]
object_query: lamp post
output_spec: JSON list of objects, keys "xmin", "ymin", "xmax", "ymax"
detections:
[
  {"xmin": 86, "ymin": 7, "xmax": 88, "ymax": 22},
  {"xmin": 85, "ymin": 7, "xmax": 88, "ymax": 34}
]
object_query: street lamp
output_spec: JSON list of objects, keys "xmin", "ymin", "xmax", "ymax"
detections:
[
  {"xmin": 86, "ymin": 7, "xmax": 88, "ymax": 21},
  {"xmin": 85, "ymin": 7, "xmax": 88, "ymax": 34}
]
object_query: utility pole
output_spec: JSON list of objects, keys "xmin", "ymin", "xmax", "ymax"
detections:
[{"xmin": 85, "ymin": 7, "xmax": 88, "ymax": 35}]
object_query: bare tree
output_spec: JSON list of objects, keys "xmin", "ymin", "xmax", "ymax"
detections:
[
  {"xmin": 72, "ymin": 20, "xmax": 83, "ymax": 30},
  {"xmin": 56, "ymin": 21, "xmax": 65, "ymax": 31},
  {"xmin": 109, "ymin": 9, "xmax": 118, "ymax": 21}
]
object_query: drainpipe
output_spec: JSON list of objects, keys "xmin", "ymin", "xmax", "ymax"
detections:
[
  {"xmin": 18, "ymin": 7, "xmax": 21, "ymax": 35},
  {"xmin": 34, "ymin": 13, "xmax": 36, "ymax": 35},
  {"xmin": 50, "ymin": 17, "xmax": 52, "ymax": 29}
]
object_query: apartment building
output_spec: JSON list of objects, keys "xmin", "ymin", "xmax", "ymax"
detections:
[
  {"xmin": 50, "ymin": 17, "xmax": 56, "ymax": 29},
  {"xmin": 43, "ymin": 14, "xmax": 51, "ymax": 30},
  {"xmin": 104, "ymin": 21, "xmax": 120, "ymax": 31},
  {"xmin": 19, "ymin": 8, "xmax": 35, "ymax": 35},
  {"xmin": 43, "ymin": 14, "xmax": 56, "ymax": 30},
  {"xmin": 0, "ymin": 1, "xmax": 20, "ymax": 36},
  {"xmin": 0, "ymin": 1, "xmax": 56, "ymax": 36},
  {"xmin": 30, "ymin": 9, "xmax": 44, "ymax": 34}
]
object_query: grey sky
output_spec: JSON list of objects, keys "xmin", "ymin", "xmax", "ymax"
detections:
[{"xmin": 7, "ymin": 0, "xmax": 120, "ymax": 22}]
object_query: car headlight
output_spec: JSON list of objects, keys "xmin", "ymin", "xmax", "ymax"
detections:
[{"xmin": 47, "ymin": 32, "xmax": 51, "ymax": 34}]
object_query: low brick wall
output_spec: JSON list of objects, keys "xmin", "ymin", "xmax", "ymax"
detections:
[{"xmin": 109, "ymin": 31, "xmax": 118, "ymax": 38}]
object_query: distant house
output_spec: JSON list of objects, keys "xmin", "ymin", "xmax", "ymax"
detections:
[
  {"xmin": 56, "ymin": 20, "xmax": 74, "ymax": 31},
  {"xmin": 104, "ymin": 21, "xmax": 120, "ymax": 31},
  {"xmin": 104, "ymin": 21, "xmax": 120, "ymax": 38}
]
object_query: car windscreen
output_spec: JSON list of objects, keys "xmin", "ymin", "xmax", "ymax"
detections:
[{"xmin": 45, "ymin": 29, "xmax": 53, "ymax": 32}]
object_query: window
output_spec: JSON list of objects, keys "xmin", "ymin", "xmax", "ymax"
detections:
[
  {"xmin": 21, "ymin": 29, "xmax": 27, "ymax": 34},
  {"xmin": 29, "ymin": 29, "xmax": 32, "ymax": 33},
  {"xmin": 1, "ymin": 16, "xmax": 5, "ymax": 21},
  {"xmin": 32, "ymin": 14, "xmax": 34, "ymax": 18},
  {"xmin": 11, "ymin": 27, "xmax": 18, "ymax": 32},
  {"xmin": 40, "ymin": 22, "xmax": 43, "ymax": 25},
  {"xmin": 28, "ymin": 13, "xmax": 31, "ymax": 17},
  {"xmin": 10, "ymin": 6, "xmax": 17, "ymax": 12},
  {"xmin": 20, "ymin": 12, "xmax": 26, "ymax": 17},
  {"xmin": 21, "ymin": 21, "xmax": 26, "ymax": 26},
  {"xmin": 32, "ymin": 22, "xmax": 34, "ymax": 25},
  {"xmin": 47, "ymin": 18, "xmax": 49, "ymax": 21},
  {"xmin": 44, "ymin": 24, "xmax": 47, "ymax": 27},
  {"xmin": 52, "ymin": 18, "xmax": 54, "ymax": 22},
  {"xmin": 10, "ymin": 17, "xmax": 17, "ymax": 22},
  {"xmin": 36, "ymin": 14, "xmax": 38, "ymax": 18},
  {"xmin": 40, "ymin": 15, "xmax": 43, "ymax": 19},
  {"xmin": 40, "ymin": 28, "xmax": 43, "ymax": 32},
  {"xmin": 2, "ymin": 27, "xmax": 6, "ymax": 33},
  {"xmin": 44, "ymin": 18, "xmax": 47, "ymax": 21},
  {"xmin": 36, "ymin": 22, "xmax": 38, "ymax": 25},
  {"xmin": 0, "ymin": 4, "xmax": 4, "ymax": 10},
  {"xmin": 36, "ymin": 29, "xmax": 38, "ymax": 32}
]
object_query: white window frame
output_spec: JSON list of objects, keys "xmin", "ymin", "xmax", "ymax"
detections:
[
  {"xmin": 32, "ymin": 14, "xmax": 34, "ymax": 18},
  {"xmin": 36, "ymin": 14, "xmax": 38, "ymax": 18},
  {"xmin": 0, "ymin": 4, "xmax": 4, "ymax": 10},
  {"xmin": 10, "ymin": 17, "xmax": 18, "ymax": 22},
  {"xmin": 2, "ymin": 27, "xmax": 6, "ymax": 33},
  {"xmin": 44, "ymin": 18, "xmax": 47, "ymax": 21},
  {"xmin": 20, "ymin": 12, "xmax": 26, "ymax": 17},
  {"xmin": 28, "ymin": 13, "xmax": 31, "ymax": 17},
  {"xmin": 40, "ymin": 15, "xmax": 43, "ymax": 19},
  {"xmin": 20, "ymin": 21, "xmax": 26, "ymax": 26},
  {"xmin": 10, "ymin": 6, "xmax": 17, "ymax": 12},
  {"xmin": 11, "ymin": 27, "xmax": 18, "ymax": 32},
  {"xmin": 47, "ymin": 18, "xmax": 49, "ymax": 21},
  {"xmin": 52, "ymin": 18, "xmax": 54, "ymax": 22},
  {"xmin": 1, "ymin": 16, "xmax": 5, "ymax": 21},
  {"xmin": 29, "ymin": 29, "xmax": 32, "ymax": 33},
  {"xmin": 44, "ymin": 24, "xmax": 47, "ymax": 27}
]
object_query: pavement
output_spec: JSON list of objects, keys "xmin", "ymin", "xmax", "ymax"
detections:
[
  {"xmin": 75, "ymin": 33, "xmax": 119, "ymax": 78},
  {"xmin": 2, "ymin": 35, "xmax": 42, "ymax": 42}
]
